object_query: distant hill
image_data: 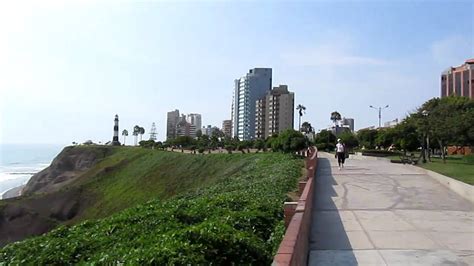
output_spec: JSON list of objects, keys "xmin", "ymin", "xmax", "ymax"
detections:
[{"xmin": 0, "ymin": 146, "xmax": 303, "ymax": 264}]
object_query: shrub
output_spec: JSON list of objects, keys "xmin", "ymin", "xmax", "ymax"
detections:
[{"xmin": 139, "ymin": 140, "xmax": 155, "ymax": 148}]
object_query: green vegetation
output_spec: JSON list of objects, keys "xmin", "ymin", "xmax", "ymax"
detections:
[
  {"xmin": 267, "ymin": 129, "xmax": 308, "ymax": 153},
  {"xmin": 314, "ymin": 129, "xmax": 337, "ymax": 152},
  {"xmin": 0, "ymin": 148, "xmax": 302, "ymax": 264},
  {"xmin": 165, "ymin": 129, "xmax": 309, "ymax": 155},
  {"xmin": 70, "ymin": 147, "xmax": 284, "ymax": 221},
  {"xmin": 312, "ymin": 97, "xmax": 474, "ymax": 184},
  {"xmin": 419, "ymin": 157, "xmax": 474, "ymax": 185}
]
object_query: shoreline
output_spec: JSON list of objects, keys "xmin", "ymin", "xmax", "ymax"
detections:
[{"xmin": 1, "ymin": 185, "xmax": 24, "ymax": 200}]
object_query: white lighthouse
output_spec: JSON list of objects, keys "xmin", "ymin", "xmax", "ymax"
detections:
[{"xmin": 112, "ymin": 114, "xmax": 121, "ymax": 146}]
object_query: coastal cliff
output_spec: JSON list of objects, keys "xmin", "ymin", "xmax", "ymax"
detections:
[
  {"xmin": 0, "ymin": 146, "xmax": 262, "ymax": 248},
  {"xmin": 0, "ymin": 146, "xmax": 113, "ymax": 247},
  {"xmin": 22, "ymin": 146, "xmax": 112, "ymax": 195}
]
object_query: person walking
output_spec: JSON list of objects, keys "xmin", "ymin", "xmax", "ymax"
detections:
[{"xmin": 335, "ymin": 139, "xmax": 346, "ymax": 170}]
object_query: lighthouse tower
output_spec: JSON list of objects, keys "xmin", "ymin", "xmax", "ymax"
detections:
[{"xmin": 112, "ymin": 114, "xmax": 121, "ymax": 146}]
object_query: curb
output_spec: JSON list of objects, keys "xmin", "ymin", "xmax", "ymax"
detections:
[{"xmin": 417, "ymin": 167, "xmax": 474, "ymax": 204}]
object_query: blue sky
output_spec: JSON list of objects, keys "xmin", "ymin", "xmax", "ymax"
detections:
[{"xmin": 0, "ymin": 0, "xmax": 472, "ymax": 144}]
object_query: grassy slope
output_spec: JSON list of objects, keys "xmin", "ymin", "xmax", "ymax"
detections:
[
  {"xmin": 1, "ymin": 147, "xmax": 303, "ymax": 264},
  {"xmin": 72, "ymin": 147, "xmax": 256, "ymax": 221}
]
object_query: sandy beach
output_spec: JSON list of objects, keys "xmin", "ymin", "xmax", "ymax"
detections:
[{"xmin": 1, "ymin": 185, "xmax": 24, "ymax": 199}]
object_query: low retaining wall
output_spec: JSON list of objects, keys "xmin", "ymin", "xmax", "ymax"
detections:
[
  {"xmin": 350, "ymin": 152, "xmax": 391, "ymax": 161},
  {"xmin": 273, "ymin": 147, "xmax": 318, "ymax": 266},
  {"xmin": 420, "ymin": 167, "xmax": 474, "ymax": 204}
]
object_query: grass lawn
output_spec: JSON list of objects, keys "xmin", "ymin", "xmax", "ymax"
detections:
[
  {"xmin": 386, "ymin": 153, "xmax": 473, "ymax": 185},
  {"xmin": 418, "ymin": 157, "xmax": 474, "ymax": 185}
]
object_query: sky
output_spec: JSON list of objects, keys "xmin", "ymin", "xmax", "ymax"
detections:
[{"xmin": 0, "ymin": 0, "xmax": 472, "ymax": 144}]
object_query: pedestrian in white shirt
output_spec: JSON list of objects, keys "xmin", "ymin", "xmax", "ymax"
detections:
[{"xmin": 335, "ymin": 139, "xmax": 346, "ymax": 170}]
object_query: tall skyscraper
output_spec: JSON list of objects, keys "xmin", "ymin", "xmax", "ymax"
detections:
[
  {"xmin": 186, "ymin": 114, "xmax": 202, "ymax": 130},
  {"xmin": 441, "ymin": 59, "xmax": 474, "ymax": 99},
  {"xmin": 232, "ymin": 68, "xmax": 272, "ymax": 140},
  {"xmin": 166, "ymin": 109, "xmax": 180, "ymax": 140},
  {"xmin": 255, "ymin": 85, "xmax": 294, "ymax": 139},
  {"xmin": 341, "ymin": 118, "xmax": 355, "ymax": 132},
  {"xmin": 222, "ymin": 120, "xmax": 232, "ymax": 137}
]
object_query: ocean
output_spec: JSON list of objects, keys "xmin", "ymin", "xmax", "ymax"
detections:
[{"xmin": 0, "ymin": 144, "xmax": 64, "ymax": 199}]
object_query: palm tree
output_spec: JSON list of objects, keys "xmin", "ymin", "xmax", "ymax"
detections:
[
  {"xmin": 133, "ymin": 125, "xmax": 140, "ymax": 145},
  {"xmin": 330, "ymin": 111, "xmax": 342, "ymax": 127},
  {"xmin": 296, "ymin": 104, "xmax": 306, "ymax": 131},
  {"xmin": 139, "ymin": 127, "xmax": 145, "ymax": 141},
  {"xmin": 122, "ymin": 129, "xmax": 128, "ymax": 145}
]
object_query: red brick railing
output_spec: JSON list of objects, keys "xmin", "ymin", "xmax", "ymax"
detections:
[{"xmin": 273, "ymin": 147, "xmax": 318, "ymax": 266}]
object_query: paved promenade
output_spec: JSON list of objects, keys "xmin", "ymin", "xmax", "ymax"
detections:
[{"xmin": 308, "ymin": 152, "xmax": 474, "ymax": 265}]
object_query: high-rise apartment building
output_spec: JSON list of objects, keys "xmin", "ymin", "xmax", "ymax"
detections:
[
  {"xmin": 255, "ymin": 85, "xmax": 295, "ymax": 139},
  {"xmin": 176, "ymin": 115, "xmax": 191, "ymax": 137},
  {"xmin": 186, "ymin": 113, "xmax": 201, "ymax": 138},
  {"xmin": 231, "ymin": 68, "xmax": 272, "ymax": 140},
  {"xmin": 222, "ymin": 120, "xmax": 232, "ymax": 137},
  {"xmin": 202, "ymin": 125, "xmax": 219, "ymax": 136},
  {"xmin": 166, "ymin": 109, "xmax": 180, "ymax": 140},
  {"xmin": 341, "ymin": 118, "xmax": 355, "ymax": 132},
  {"xmin": 186, "ymin": 114, "xmax": 202, "ymax": 131},
  {"xmin": 441, "ymin": 59, "xmax": 474, "ymax": 99},
  {"xmin": 255, "ymin": 99, "xmax": 266, "ymax": 139}
]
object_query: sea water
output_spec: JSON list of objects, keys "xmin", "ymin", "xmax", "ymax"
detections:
[{"xmin": 0, "ymin": 144, "xmax": 63, "ymax": 198}]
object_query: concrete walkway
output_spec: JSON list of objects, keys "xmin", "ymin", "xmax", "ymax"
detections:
[{"xmin": 308, "ymin": 152, "xmax": 474, "ymax": 265}]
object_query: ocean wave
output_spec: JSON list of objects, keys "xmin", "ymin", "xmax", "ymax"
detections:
[{"xmin": 7, "ymin": 172, "xmax": 37, "ymax": 175}]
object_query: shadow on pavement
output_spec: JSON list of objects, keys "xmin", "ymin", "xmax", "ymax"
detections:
[{"xmin": 308, "ymin": 157, "xmax": 357, "ymax": 265}]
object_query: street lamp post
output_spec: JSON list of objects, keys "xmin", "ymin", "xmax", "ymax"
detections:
[{"xmin": 369, "ymin": 105, "xmax": 389, "ymax": 128}]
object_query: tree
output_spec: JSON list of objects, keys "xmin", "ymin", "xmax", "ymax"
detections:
[
  {"xmin": 357, "ymin": 129, "xmax": 378, "ymax": 149},
  {"xmin": 415, "ymin": 96, "xmax": 474, "ymax": 162},
  {"xmin": 133, "ymin": 125, "xmax": 140, "ymax": 146},
  {"xmin": 211, "ymin": 128, "xmax": 225, "ymax": 138},
  {"xmin": 237, "ymin": 143, "xmax": 246, "ymax": 154},
  {"xmin": 197, "ymin": 134, "xmax": 210, "ymax": 150},
  {"xmin": 196, "ymin": 129, "xmax": 203, "ymax": 139},
  {"xmin": 254, "ymin": 139, "xmax": 265, "ymax": 153},
  {"xmin": 122, "ymin": 129, "xmax": 128, "ymax": 145},
  {"xmin": 338, "ymin": 131, "xmax": 359, "ymax": 150},
  {"xmin": 314, "ymin": 129, "xmax": 337, "ymax": 151},
  {"xmin": 172, "ymin": 136, "xmax": 196, "ymax": 148},
  {"xmin": 296, "ymin": 104, "xmax": 306, "ymax": 131},
  {"xmin": 139, "ymin": 140, "xmax": 155, "ymax": 148},
  {"xmin": 225, "ymin": 145, "xmax": 234, "ymax": 154},
  {"xmin": 301, "ymin": 122, "xmax": 313, "ymax": 134},
  {"xmin": 374, "ymin": 128, "xmax": 398, "ymax": 149},
  {"xmin": 271, "ymin": 129, "xmax": 308, "ymax": 154},
  {"xmin": 330, "ymin": 111, "xmax": 342, "ymax": 127}
]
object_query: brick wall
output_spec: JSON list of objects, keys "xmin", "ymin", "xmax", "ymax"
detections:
[{"xmin": 273, "ymin": 147, "xmax": 318, "ymax": 266}]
